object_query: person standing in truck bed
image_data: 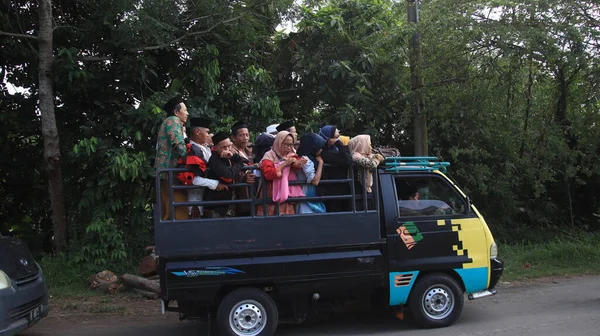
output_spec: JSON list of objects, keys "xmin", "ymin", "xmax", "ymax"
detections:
[
  {"xmin": 317, "ymin": 125, "xmax": 353, "ymax": 212},
  {"xmin": 154, "ymin": 96, "xmax": 189, "ymax": 220},
  {"xmin": 204, "ymin": 132, "xmax": 254, "ymax": 218}
]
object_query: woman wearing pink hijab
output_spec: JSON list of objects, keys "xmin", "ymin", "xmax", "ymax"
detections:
[{"xmin": 257, "ymin": 131, "xmax": 307, "ymax": 216}]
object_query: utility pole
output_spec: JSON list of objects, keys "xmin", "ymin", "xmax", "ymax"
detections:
[{"xmin": 407, "ymin": 0, "xmax": 428, "ymax": 156}]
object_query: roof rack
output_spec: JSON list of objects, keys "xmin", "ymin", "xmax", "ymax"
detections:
[{"xmin": 383, "ymin": 156, "xmax": 450, "ymax": 173}]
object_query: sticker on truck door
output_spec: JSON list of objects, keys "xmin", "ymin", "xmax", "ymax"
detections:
[{"xmin": 396, "ymin": 221, "xmax": 423, "ymax": 250}]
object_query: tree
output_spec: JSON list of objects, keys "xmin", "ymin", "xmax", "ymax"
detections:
[{"xmin": 1, "ymin": 0, "xmax": 67, "ymax": 252}]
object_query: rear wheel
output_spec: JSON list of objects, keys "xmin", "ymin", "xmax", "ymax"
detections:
[
  {"xmin": 408, "ymin": 273, "xmax": 464, "ymax": 328},
  {"xmin": 217, "ymin": 288, "xmax": 278, "ymax": 336}
]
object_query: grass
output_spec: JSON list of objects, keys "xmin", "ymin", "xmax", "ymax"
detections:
[
  {"xmin": 39, "ymin": 253, "xmax": 138, "ymax": 298},
  {"xmin": 498, "ymin": 231, "xmax": 600, "ymax": 282}
]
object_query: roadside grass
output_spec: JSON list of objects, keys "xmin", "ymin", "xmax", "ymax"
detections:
[
  {"xmin": 498, "ymin": 231, "xmax": 600, "ymax": 282},
  {"xmin": 39, "ymin": 253, "xmax": 139, "ymax": 299}
]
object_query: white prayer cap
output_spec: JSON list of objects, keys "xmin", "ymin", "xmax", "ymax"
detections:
[{"xmin": 266, "ymin": 124, "xmax": 279, "ymax": 134}]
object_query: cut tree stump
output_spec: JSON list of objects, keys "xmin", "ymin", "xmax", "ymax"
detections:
[
  {"xmin": 88, "ymin": 270, "xmax": 119, "ymax": 294},
  {"xmin": 139, "ymin": 255, "xmax": 157, "ymax": 277},
  {"xmin": 121, "ymin": 273, "xmax": 160, "ymax": 294},
  {"xmin": 131, "ymin": 288, "xmax": 159, "ymax": 300}
]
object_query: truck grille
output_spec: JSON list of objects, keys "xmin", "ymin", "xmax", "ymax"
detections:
[
  {"xmin": 10, "ymin": 295, "xmax": 44, "ymax": 324},
  {"xmin": 14, "ymin": 271, "xmax": 40, "ymax": 287}
]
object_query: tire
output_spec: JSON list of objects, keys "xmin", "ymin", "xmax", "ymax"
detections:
[
  {"xmin": 408, "ymin": 273, "xmax": 464, "ymax": 328},
  {"xmin": 216, "ymin": 288, "xmax": 278, "ymax": 336}
]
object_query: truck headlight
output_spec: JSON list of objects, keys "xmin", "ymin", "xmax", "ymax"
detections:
[
  {"xmin": 0, "ymin": 270, "xmax": 12, "ymax": 290},
  {"xmin": 490, "ymin": 242, "xmax": 498, "ymax": 259}
]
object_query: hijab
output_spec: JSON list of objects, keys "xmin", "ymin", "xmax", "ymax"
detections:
[
  {"xmin": 348, "ymin": 134, "xmax": 372, "ymax": 160},
  {"xmin": 297, "ymin": 133, "xmax": 326, "ymax": 166},
  {"xmin": 349, "ymin": 134, "xmax": 377, "ymax": 193},
  {"xmin": 318, "ymin": 125, "xmax": 337, "ymax": 143},
  {"xmin": 318, "ymin": 125, "xmax": 339, "ymax": 153},
  {"xmin": 261, "ymin": 131, "xmax": 294, "ymax": 163}
]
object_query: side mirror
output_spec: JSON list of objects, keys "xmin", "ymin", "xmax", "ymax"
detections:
[{"xmin": 465, "ymin": 196, "xmax": 473, "ymax": 214}]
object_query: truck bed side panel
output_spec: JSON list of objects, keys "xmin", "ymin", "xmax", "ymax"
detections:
[{"xmin": 155, "ymin": 212, "xmax": 381, "ymax": 258}]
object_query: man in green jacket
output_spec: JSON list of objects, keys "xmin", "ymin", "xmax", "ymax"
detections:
[{"xmin": 155, "ymin": 96, "xmax": 189, "ymax": 220}]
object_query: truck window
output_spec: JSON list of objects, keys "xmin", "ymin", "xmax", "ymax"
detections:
[{"xmin": 394, "ymin": 175, "xmax": 466, "ymax": 217}]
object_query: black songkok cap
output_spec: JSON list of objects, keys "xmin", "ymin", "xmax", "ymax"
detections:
[
  {"xmin": 231, "ymin": 121, "xmax": 248, "ymax": 135},
  {"xmin": 212, "ymin": 131, "xmax": 230, "ymax": 145},
  {"xmin": 276, "ymin": 120, "xmax": 294, "ymax": 132},
  {"xmin": 163, "ymin": 96, "xmax": 184, "ymax": 115},
  {"xmin": 190, "ymin": 117, "xmax": 211, "ymax": 129}
]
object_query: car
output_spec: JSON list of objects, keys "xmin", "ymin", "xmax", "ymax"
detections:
[{"xmin": 0, "ymin": 234, "xmax": 49, "ymax": 336}]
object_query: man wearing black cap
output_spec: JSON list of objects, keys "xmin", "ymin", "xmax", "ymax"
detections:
[
  {"xmin": 230, "ymin": 121, "xmax": 253, "ymax": 163},
  {"xmin": 204, "ymin": 132, "xmax": 255, "ymax": 218},
  {"xmin": 276, "ymin": 120, "xmax": 297, "ymax": 139},
  {"xmin": 187, "ymin": 117, "xmax": 228, "ymax": 218},
  {"xmin": 155, "ymin": 96, "xmax": 190, "ymax": 220}
]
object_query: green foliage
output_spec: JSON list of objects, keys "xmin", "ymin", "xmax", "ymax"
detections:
[{"xmin": 1, "ymin": 0, "xmax": 600, "ymax": 271}]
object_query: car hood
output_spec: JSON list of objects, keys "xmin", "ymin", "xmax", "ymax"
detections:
[{"xmin": 0, "ymin": 236, "xmax": 40, "ymax": 279}]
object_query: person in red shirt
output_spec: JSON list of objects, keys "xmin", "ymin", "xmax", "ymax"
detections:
[{"xmin": 257, "ymin": 131, "xmax": 307, "ymax": 216}]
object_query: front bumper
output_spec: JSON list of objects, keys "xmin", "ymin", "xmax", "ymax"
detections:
[
  {"xmin": 489, "ymin": 257, "xmax": 504, "ymax": 290},
  {"xmin": 0, "ymin": 272, "xmax": 49, "ymax": 336}
]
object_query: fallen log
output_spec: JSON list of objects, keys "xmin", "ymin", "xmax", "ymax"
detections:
[
  {"xmin": 107, "ymin": 282, "xmax": 122, "ymax": 294},
  {"xmin": 131, "ymin": 288, "xmax": 159, "ymax": 300},
  {"xmin": 121, "ymin": 273, "xmax": 160, "ymax": 294},
  {"xmin": 88, "ymin": 270, "xmax": 119, "ymax": 294},
  {"xmin": 138, "ymin": 255, "xmax": 157, "ymax": 277}
]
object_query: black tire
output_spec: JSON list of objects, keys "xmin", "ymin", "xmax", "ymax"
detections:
[
  {"xmin": 216, "ymin": 288, "xmax": 278, "ymax": 336},
  {"xmin": 408, "ymin": 273, "xmax": 464, "ymax": 328}
]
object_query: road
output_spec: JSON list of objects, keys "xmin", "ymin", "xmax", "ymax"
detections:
[{"xmin": 22, "ymin": 275, "xmax": 600, "ymax": 336}]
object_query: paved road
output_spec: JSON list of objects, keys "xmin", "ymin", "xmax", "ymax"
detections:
[{"xmin": 22, "ymin": 275, "xmax": 600, "ymax": 336}]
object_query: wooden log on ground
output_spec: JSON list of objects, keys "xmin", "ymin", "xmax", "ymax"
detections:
[
  {"xmin": 145, "ymin": 274, "xmax": 159, "ymax": 281},
  {"xmin": 107, "ymin": 282, "xmax": 122, "ymax": 294},
  {"xmin": 138, "ymin": 255, "xmax": 157, "ymax": 277},
  {"xmin": 121, "ymin": 273, "xmax": 160, "ymax": 294},
  {"xmin": 88, "ymin": 270, "xmax": 119, "ymax": 294},
  {"xmin": 131, "ymin": 288, "xmax": 159, "ymax": 300}
]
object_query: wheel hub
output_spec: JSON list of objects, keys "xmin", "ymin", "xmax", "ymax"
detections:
[
  {"xmin": 422, "ymin": 286, "xmax": 454, "ymax": 320},
  {"xmin": 229, "ymin": 300, "xmax": 266, "ymax": 336}
]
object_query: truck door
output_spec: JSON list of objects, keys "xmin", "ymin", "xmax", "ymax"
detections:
[{"xmin": 384, "ymin": 173, "xmax": 488, "ymax": 306}]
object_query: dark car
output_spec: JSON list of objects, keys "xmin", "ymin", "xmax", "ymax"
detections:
[{"xmin": 0, "ymin": 234, "xmax": 49, "ymax": 336}]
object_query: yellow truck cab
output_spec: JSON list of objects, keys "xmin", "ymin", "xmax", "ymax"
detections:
[{"xmin": 155, "ymin": 156, "xmax": 503, "ymax": 335}]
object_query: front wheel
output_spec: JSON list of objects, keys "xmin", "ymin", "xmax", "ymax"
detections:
[
  {"xmin": 217, "ymin": 288, "xmax": 278, "ymax": 336},
  {"xmin": 408, "ymin": 273, "xmax": 464, "ymax": 328}
]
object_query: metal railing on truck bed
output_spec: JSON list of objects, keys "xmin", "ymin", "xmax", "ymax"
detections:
[{"xmin": 154, "ymin": 164, "xmax": 383, "ymax": 258}]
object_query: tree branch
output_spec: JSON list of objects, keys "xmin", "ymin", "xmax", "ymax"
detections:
[
  {"xmin": 74, "ymin": 56, "xmax": 112, "ymax": 62},
  {"xmin": 135, "ymin": 13, "xmax": 246, "ymax": 52},
  {"xmin": 0, "ymin": 31, "xmax": 39, "ymax": 40}
]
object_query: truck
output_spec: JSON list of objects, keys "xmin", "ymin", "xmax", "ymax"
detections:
[{"xmin": 154, "ymin": 156, "xmax": 504, "ymax": 336}]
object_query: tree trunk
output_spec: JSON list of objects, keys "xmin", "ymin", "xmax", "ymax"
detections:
[
  {"xmin": 39, "ymin": 0, "xmax": 67, "ymax": 252},
  {"xmin": 519, "ymin": 54, "xmax": 534, "ymax": 158},
  {"xmin": 407, "ymin": 0, "xmax": 428, "ymax": 156},
  {"xmin": 121, "ymin": 274, "xmax": 161, "ymax": 294}
]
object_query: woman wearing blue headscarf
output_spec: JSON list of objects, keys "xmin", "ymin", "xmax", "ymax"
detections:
[
  {"xmin": 317, "ymin": 125, "xmax": 353, "ymax": 212},
  {"xmin": 296, "ymin": 133, "xmax": 327, "ymax": 213}
]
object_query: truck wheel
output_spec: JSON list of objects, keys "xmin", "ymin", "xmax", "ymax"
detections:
[
  {"xmin": 408, "ymin": 273, "xmax": 464, "ymax": 328},
  {"xmin": 217, "ymin": 288, "xmax": 278, "ymax": 336}
]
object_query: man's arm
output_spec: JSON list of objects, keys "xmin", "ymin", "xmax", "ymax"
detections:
[
  {"xmin": 192, "ymin": 176, "xmax": 220, "ymax": 190},
  {"xmin": 208, "ymin": 157, "xmax": 235, "ymax": 183}
]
